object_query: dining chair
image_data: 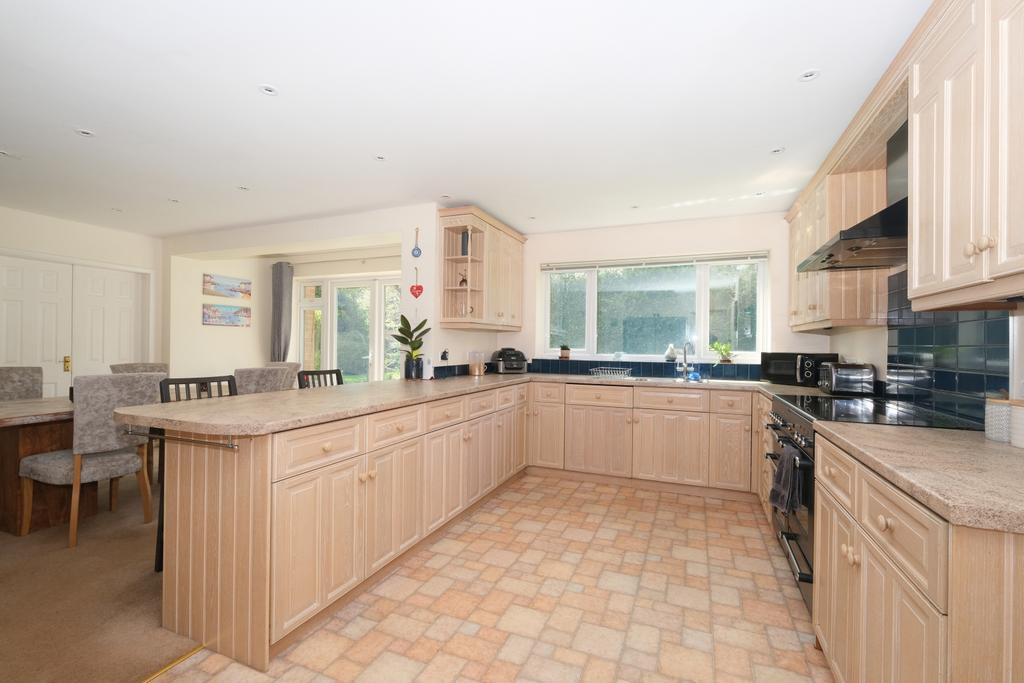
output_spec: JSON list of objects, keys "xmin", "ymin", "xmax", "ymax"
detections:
[
  {"xmin": 154, "ymin": 375, "xmax": 238, "ymax": 572},
  {"xmin": 297, "ymin": 369, "xmax": 344, "ymax": 388},
  {"xmin": 110, "ymin": 362, "xmax": 170, "ymax": 374},
  {"xmin": 18, "ymin": 373, "xmax": 163, "ymax": 547},
  {"xmin": 265, "ymin": 361, "xmax": 301, "ymax": 389},
  {"xmin": 235, "ymin": 366, "xmax": 294, "ymax": 394},
  {"xmin": 0, "ymin": 366, "xmax": 43, "ymax": 400}
]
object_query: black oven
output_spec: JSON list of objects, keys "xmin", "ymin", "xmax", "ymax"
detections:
[{"xmin": 761, "ymin": 352, "xmax": 838, "ymax": 386}]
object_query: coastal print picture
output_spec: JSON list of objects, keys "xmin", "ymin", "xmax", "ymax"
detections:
[
  {"xmin": 203, "ymin": 273, "xmax": 252, "ymax": 299},
  {"xmin": 202, "ymin": 303, "xmax": 252, "ymax": 327}
]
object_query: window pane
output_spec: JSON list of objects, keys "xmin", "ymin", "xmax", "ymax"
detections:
[
  {"xmin": 335, "ymin": 286, "xmax": 370, "ymax": 383},
  {"xmin": 709, "ymin": 263, "xmax": 759, "ymax": 352},
  {"xmin": 301, "ymin": 309, "xmax": 322, "ymax": 370},
  {"xmin": 597, "ymin": 265, "xmax": 696, "ymax": 355},
  {"xmin": 548, "ymin": 272, "xmax": 587, "ymax": 349},
  {"xmin": 302, "ymin": 284, "xmax": 323, "ymax": 299},
  {"xmin": 382, "ymin": 284, "xmax": 402, "ymax": 381}
]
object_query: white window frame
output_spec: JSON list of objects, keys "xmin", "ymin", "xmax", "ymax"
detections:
[
  {"xmin": 540, "ymin": 254, "xmax": 767, "ymax": 364},
  {"xmin": 293, "ymin": 274, "xmax": 401, "ymax": 382}
]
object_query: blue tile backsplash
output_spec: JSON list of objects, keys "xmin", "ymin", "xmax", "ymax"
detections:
[
  {"xmin": 525, "ymin": 358, "xmax": 761, "ymax": 381},
  {"xmin": 886, "ymin": 270, "xmax": 1009, "ymax": 423}
]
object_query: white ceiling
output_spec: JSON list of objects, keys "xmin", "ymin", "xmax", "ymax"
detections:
[{"xmin": 0, "ymin": 1, "xmax": 931, "ymax": 237}]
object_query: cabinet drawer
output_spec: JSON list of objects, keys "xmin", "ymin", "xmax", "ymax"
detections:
[
  {"xmin": 467, "ymin": 390, "xmax": 497, "ymax": 418},
  {"xmin": 516, "ymin": 385, "xmax": 528, "ymax": 403},
  {"xmin": 710, "ymin": 391, "xmax": 751, "ymax": 415},
  {"xmin": 272, "ymin": 418, "xmax": 366, "ymax": 481},
  {"xmin": 425, "ymin": 397, "xmax": 466, "ymax": 432},
  {"xmin": 366, "ymin": 405, "xmax": 425, "ymax": 450},
  {"xmin": 635, "ymin": 387, "xmax": 708, "ymax": 412},
  {"xmin": 816, "ymin": 437, "xmax": 858, "ymax": 514},
  {"xmin": 565, "ymin": 384, "xmax": 633, "ymax": 408},
  {"xmin": 496, "ymin": 387, "xmax": 517, "ymax": 409},
  {"xmin": 532, "ymin": 382, "xmax": 565, "ymax": 404},
  {"xmin": 857, "ymin": 468, "xmax": 949, "ymax": 610}
]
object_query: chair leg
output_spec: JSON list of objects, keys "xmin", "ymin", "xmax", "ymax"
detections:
[
  {"xmin": 109, "ymin": 477, "xmax": 120, "ymax": 512},
  {"xmin": 136, "ymin": 444, "xmax": 153, "ymax": 523},
  {"xmin": 146, "ymin": 439, "xmax": 155, "ymax": 486},
  {"xmin": 69, "ymin": 454, "xmax": 82, "ymax": 548},
  {"xmin": 19, "ymin": 478, "xmax": 33, "ymax": 536}
]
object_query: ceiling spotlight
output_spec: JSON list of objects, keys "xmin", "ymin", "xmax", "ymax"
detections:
[
  {"xmin": 798, "ymin": 70, "xmax": 821, "ymax": 82},
  {"xmin": 375, "ymin": 154, "xmax": 386, "ymax": 161},
  {"xmin": 74, "ymin": 128, "xmax": 95, "ymax": 137},
  {"xmin": 630, "ymin": 205, "xmax": 639, "ymax": 209},
  {"xmin": 111, "ymin": 208, "xmax": 123, "ymax": 213},
  {"xmin": 168, "ymin": 198, "xmax": 180, "ymax": 204},
  {"xmin": 770, "ymin": 147, "xmax": 786, "ymax": 155},
  {"xmin": 753, "ymin": 191, "xmax": 766, "ymax": 198},
  {"xmin": 237, "ymin": 186, "xmax": 250, "ymax": 191},
  {"xmin": 0, "ymin": 150, "xmax": 18, "ymax": 160},
  {"xmin": 440, "ymin": 194, "xmax": 451, "ymax": 200},
  {"xmin": 258, "ymin": 84, "xmax": 278, "ymax": 96}
]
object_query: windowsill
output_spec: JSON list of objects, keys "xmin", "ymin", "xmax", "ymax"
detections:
[{"xmin": 534, "ymin": 353, "xmax": 761, "ymax": 364}]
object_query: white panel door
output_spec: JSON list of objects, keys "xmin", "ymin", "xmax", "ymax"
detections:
[
  {"xmin": 0, "ymin": 255, "xmax": 73, "ymax": 397},
  {"xmin": 72, "ymin": 265, "xmax": 146, "ymax": 376}
]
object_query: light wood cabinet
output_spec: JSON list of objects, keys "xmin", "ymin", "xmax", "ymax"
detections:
[
  {"xmin": 632, "ymin": 409, "xmax": 708, "ymax": 486},
  {"xmin": 754, "ymin": 393, "xmax": 774, "ymax": 518},
  {"xmin": 365, "ymin": 439, "xmax": 423, "ymax": 576},
  {"xmin": 462, "ymin": 415, "xmax": 495, "ymax": 504},
  {"xmin": 439, "ymin": 206, "xmax": 525, "ymax": 331},
  {"xmin": 526, "ymin": 402, "xmax": 564, "ymax": 469},
  {"xmin": 271, "ymin": 455, "xmax": 365, "ymax": 642},
  {"xmin": 493, "ymin": 407, "xmax": 515, "ymax": 484},
  {"xmin": 564, "ymin": 404, "xmax": 632, "ymax": 477},
  {"xmin": 815, "ymin": 488, "xmax": 860, "ymax": 683},
  {"xmin": 708, "ymin": 413, "xmax": 751, "ymax": 491},
  {"xmin": 423, "ymin": 426, "xmax": 464, "ymax": 534},
  {"xmin": 272, "ymin": 417, "xmax": 365, "ymax": 482},
  {"xmin": 514, "ymin": 402, "xmax": 527, "ymax": 472},
  {"xmin": 909, "ymin": 0, "xmax": 1024, "ymax": 308}
]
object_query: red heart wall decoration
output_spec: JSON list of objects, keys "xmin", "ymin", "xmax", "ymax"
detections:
[{"xmin": 410, "ymin": 284, "xmax": 423, "ymax": 298}]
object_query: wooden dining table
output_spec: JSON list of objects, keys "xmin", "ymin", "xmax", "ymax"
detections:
[{"xmin": 0, "ymin": 397, "xmax": 99, "ymax": 534}]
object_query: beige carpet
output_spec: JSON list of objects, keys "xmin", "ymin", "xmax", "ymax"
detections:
[{"xmin": 0, "ymin": 472, "xmax": 198, "ymax": 683}]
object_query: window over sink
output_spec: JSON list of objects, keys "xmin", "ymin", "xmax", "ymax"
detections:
[{"xmin": 542, "ymin": 254, "xmax": 765, "ymax": 362}]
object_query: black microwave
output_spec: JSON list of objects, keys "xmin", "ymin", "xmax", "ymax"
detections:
[{"xmin": 760, "ymin": 352, "xmax": 838, "ymax": 386}]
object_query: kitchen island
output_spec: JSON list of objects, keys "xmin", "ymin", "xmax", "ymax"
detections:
[{"xmin": 115, "ymin": 373, "xmax": 791, "ymax": 670}]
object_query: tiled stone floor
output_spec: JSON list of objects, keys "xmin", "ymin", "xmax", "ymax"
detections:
[{"xmin": 160, "ymin": 475, "xmax": 833, "ymax": 683}]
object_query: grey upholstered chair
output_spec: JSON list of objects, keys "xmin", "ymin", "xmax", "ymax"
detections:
[
  {"xmin": 111, "ymin": 362, "xmax": 170, "ymax": 374},
  {"xmin": 18, "ymin": 372, "xmax": 163, "ymax": 547},
  {"xmin": 0, "ymin": 366, "xmax": 43, "ymax": 400},
  {"xmin": 235, "ymin": 366, "xmax": 294, "ymax": 394},
  {"xmin": 265, "ymin": 361, "xmax": 301, "ymax": 389}
]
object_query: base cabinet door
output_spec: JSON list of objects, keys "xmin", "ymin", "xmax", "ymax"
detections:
[
  {"xmin": 494, "ymin": 408, "xmax": 514, "ymax": 485},
  {"xmin": 271, "ymin": 470, "xmax": 325, "ymax": 642},
  {"xmin": 478, "ymin": 414, "xmax": 495, "ymax": 495},
  {"xmin": 514, "ymin": 403, "xmax": 527, "ymax": 472},
  {"xmin": 708, "ymin": 413, "xmax": 752, "ymax": 490},
  {"xmin": 365, "ymin": 439, "xmax": 423, "ymax": 576},
  {"xmin": 527, "ymin": 403, "xmax": 564, "ymax": 469},
  {"xmin": 814, "ymin": 488, "xmax": 860, "ymax": 683},
  {"xmin": 563, "ymin": 405, "xmax": 632, "ymax": 476},
  {"xmin": 463, "ymin": 415, "xmax": 495, "ymax": 504},
  {"xmin": 424, "ymin": 426, "xmax": 464, "ymax": 534},
  {"xmin": 632, "ymin": 409, "xmax": 708, "ymax": 486},
  {"xmin": 322, "ymin": 457, "xmax": 365, "ymax": 604}
]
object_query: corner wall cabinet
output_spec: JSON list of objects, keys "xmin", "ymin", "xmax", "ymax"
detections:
[{"xmin": 439, "ymin": 206, "xmax": 526, "ymax": 331}]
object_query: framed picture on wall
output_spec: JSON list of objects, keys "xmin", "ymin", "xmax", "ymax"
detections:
[
  {"xmin": 203, "ymin": 273, "xmax": 252, "ymax": 299},
  {"xmin": 202, "ymin": 303, "xmax": 252, "ymax": 327}
]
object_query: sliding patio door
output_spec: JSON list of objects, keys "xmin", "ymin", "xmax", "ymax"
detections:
[{"xmin": 298, "ymin": 277, "xmax": 400, "ymax": 383}]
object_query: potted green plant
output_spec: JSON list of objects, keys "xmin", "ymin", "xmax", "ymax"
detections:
[
  {"xmin": 392, "ymin": 315, "xmax": 431, "ymax": 379},
  {"xmin": 709, "ymin": 341, "xmax": 734, "ymax": 365},
  {"xmin": 559, "ymin": 344, "xmax": 571, "ymax": 360}
]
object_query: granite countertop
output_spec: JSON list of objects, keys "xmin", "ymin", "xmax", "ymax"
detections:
[
  {"xmin": 0, "ymin": 397, "xmax": 74, "ymax": 428},
  {"xmin": 814, "ymin": 420, "xmax": 1024, "ymax": 534},
  {"xmin": 114, "ymin": 372, "xmax": 814, "ymax": 436}
]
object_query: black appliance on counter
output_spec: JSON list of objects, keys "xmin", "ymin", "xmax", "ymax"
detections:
[
  {"xmin": 760, "ymin": 352, "xmax": 838, "ymax": 386},
  {"xmin": 492, "ymin": 348, "xmax": 527, "ymax": 374},
  {"xmin": 765, "ymin": 391, "xmax": 985, "ymax": 613}
]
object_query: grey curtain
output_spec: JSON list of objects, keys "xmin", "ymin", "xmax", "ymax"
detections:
[{"xmin": 270, "ymin": 262, "xmax": 294, "ymax": 362}]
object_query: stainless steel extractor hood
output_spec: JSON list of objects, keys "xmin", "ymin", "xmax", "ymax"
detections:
[{"xmin": 798, "ymin": 122, "xmax": 908, "ymax": 272}]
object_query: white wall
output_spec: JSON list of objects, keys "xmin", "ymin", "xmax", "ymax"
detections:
[
  {"xmin": 167, "ymin": 255, "xmax": 273, "ymax": 376},
  {"xmin": 497, "ymin": 212, "xmax": 829, "ymax": 359},
  {"xmin": 0, "ymin": 205, "xmax": 164, "ymax": 360},
  {"xmin": 829, "ymin": 327, "xmax": 888, "ymax": 371}
]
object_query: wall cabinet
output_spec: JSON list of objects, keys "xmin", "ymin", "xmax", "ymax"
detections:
[
  {"xmin": 708, "ymin": 413, "xmax": 752, "ymax": 491},
  {"xmin": 527, "ymin": 402, "xmax": 564, "ymax": 469},
  {"xmin": 439, "ymin": 206, "xmax": 526, "ymax": 331},
  {"xmin": 632, "ymin": 409, "xmax": 708, "ymax": 486},
  {"xmin": 564, "ymin": 404, "xmax": 633, "ymax": 477},
  {"xmin": 365, "ymin": 439, "xmax": 423, "ymax": 576},
  {"xmin": 909, "ymin": 0, "xmax": 1024, "ymax": 308}
]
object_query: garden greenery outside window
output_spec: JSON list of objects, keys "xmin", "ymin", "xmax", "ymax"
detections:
[{"xmin": 544, "ymin": 254, "xmax": 766, "ymax": 362}]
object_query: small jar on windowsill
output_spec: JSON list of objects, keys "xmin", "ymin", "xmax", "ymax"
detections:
[{"xmin": 559, "ymin": 345, "xmax": 570, "ymax": 360}]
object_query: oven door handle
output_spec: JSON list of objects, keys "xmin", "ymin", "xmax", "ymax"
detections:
[
  {"xmin": 772, "ymin": 437, "xmax": 806, "ymax": 469},
  {"xmin": 764, "ymin": 451, "xmax": 779, "ymax": 462},
  {"xmin": 779, "ymin": 531, "xmax": 813, "ymax": 584}
]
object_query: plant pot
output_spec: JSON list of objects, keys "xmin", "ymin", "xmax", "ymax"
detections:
[
  {"xmin": 404, "ymin": 356, "xmax": 424, "ymax": 379},
  {"xmin": 559, "ymin": 350, "xmax": 570, "ymax": 360},
  {"xmin": 718, "ymin": 358, "xmax": 733, "ymax": 364}
]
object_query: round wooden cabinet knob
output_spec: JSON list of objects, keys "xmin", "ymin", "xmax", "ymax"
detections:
[
  {"xmin": 358, "ymin": 473, "xmax": 368, "ymax": 483},
  {"xmin": 847, "ymin": 548, "xmax": 859, "ymax": 567},
  {"xmin": 445, "ymin": 410, "xmax": 454, "ymax": 418},
  {"xmin": 727, "ymin": 400, "xmax": 735, "ymax": 407},
  {"xmin": 963, "ymin": 241, "xmax": 978, "ymax": 258},
  {"xmin": 395, "ymin": 423, "xmax": 406, "ymax": 432},
  {"xmin": 533, "ymin": 409, "xmax": 539, "ymax": 416},
  {"xmin": 667, "ymin": 397, "xmax": 674, "ymax": 404},
  {"xmin": 595, "ymin": 393, "xmax": 602, "ymax": 399},
  {"xmin": 321, "ymin": 442, "xmax": 332, "ymax": 453},
  {"xmin": 743, "ymin": 426, "xmax": 751, "ymax": 432},
  {"xmin": 876, "ymin": 514, "xmax": 894, "ymax": 532},
  {"xmin": 368, "ymin": 470, "xmax": 377, "ymax": 479},
  {"xmin": 840, "ymin": 543, "xmax": 848, "ymax": 556},
  {"xmin": 978, "ymin": 234, "xmax": 997, "ymax": 251}
]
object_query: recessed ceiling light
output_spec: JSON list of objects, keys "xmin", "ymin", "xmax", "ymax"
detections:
[
  {"xmin": 439, "ymin": 194, "xmax": 451, "ymax": 200},
  {"xmin": 168, "ymin": 198, "xmax": 180, "ymax": 204},
  {"xmin": 375, "ymin": 154, "xmax": 386, "ymax": 161},
  {"xmin": 74, "ymin": 128, "xmax": 95, "ymax": 137},
  {"xmin": 753, "ymin": 191, "xmax": 766, "ymax": 198},
  {"xmin": 798, "ymin": 70, "xmax": 821, "ymax": 82},
  {"xmin": 0, "ymin": 150, "xmax": 18, "ymax": 160},
  {"xmin": 770, "ymin": 147, "xmax": 786, "ymax": 155},
  {"xmin": 528, "ymin": 216, "xmax": 536, "ymax": 220},
  {"xmin": 111, "ymin": 207, "xmax": 123, "ymax": 213},
  {"xmin": 630, "ymin": 205, "xmax": 639, "ymax": 209},
  {"xmin": 237, "ymin": 186, "xmax": 250, "ymax": 191},
  {"xmin": 258, "ymin": 84, "xmax": 278, "ymax": 96}
]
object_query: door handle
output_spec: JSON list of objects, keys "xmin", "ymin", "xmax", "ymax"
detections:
[{"xmin": 63, "ymin": 355, "xmax": 72, "ymax": 372}]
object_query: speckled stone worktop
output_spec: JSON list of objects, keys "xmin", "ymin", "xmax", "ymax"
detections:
[
  {"xmin": 0, "ymin": 397, "xmax": 73, "ymax": 428},
  {"xmin": 113, "ymin": 373, "xmax": 811, "ymax": 436},
  {"xmin": 815, "ymin": 420, "xmax": 1024, "ymax": 533}
]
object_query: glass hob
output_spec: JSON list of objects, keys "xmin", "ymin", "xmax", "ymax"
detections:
[{"xmin": 774, "ymin": 394, "xmax": 984, "ymax": 431}]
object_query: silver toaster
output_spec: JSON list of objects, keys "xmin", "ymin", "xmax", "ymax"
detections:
[{"xmin": 818, "ymin": 362, "xmax": 875, "ymax": 395}]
